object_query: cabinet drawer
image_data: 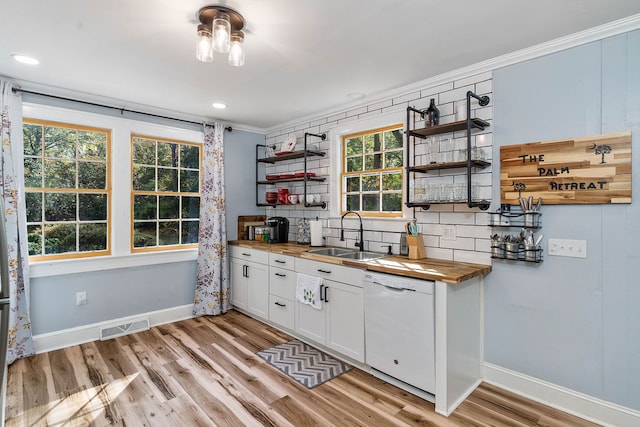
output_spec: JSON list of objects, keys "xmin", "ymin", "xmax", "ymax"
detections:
[
  {"xmin": 229, "ymin": 246, "xmax": 269, "ymax": 264},
  {"xmin": 269, "ymin": 295, "xmax": 294, "ymax": 330},
  {"xmin": 269, "ymin": 253, "xmax": 295, "ymax": 269},
  {"xmin": 270, "ymin": 267, "xmax": 295, "ymax": 300},
  {"xmin": 295, "ymin": 258, "xmax": 363, "ymax": 287}
]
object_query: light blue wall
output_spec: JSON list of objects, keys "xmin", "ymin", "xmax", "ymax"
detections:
[
  {"xmin": 488, "ymin": 30, "xmax": 640, "ymax": 410},
  {"xmin": 223, "ymin": 129, "xmax": 265, "ymax": 240},
  {"xmin": 30, "ymin": 261, "xmax": 197, "ymax": 335}
]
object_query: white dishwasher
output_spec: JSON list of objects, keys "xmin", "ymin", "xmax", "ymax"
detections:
[{"xmin": 363, "ymin": 271, "xmax": 435, "ymax": 394}]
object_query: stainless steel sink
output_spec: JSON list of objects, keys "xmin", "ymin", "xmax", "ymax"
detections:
[
  {"xmin": 306, "ymin": 247, "xmax": 358, "ymax": 257},
  {"xmin": 336, "ymin": 251, "xmax": 386, "ymax": 261}
]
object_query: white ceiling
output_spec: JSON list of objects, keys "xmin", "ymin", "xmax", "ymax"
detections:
[{"xmin": 2, "ymin": 1, "xmax": 640, "ymax": 130}]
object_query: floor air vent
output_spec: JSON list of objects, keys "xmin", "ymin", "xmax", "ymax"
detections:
[{"xmin": 100, "ymin": 318, "xmax": 150, "ymax": 340}]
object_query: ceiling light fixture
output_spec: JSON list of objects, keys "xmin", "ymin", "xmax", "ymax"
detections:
[
  {"xmin": 12, "ymin": 54, "xmax": 39, "ymax": 65},
  {"xmin": 212, "ymin": 102, "xmax": 227, "ymax": 109},
  {"xmin": 196, "ymin": 5, "xmax": 245, "ymax": 66}
]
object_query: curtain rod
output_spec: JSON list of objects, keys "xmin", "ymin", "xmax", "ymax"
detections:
[{"xmin": 12, "ymin": 88, "xmax": 232, "ymax": 132}]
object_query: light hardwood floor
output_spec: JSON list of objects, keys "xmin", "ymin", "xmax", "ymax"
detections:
[{"xmin": 5, "ymin": 310, "xmax": 599, "ymax": 426}]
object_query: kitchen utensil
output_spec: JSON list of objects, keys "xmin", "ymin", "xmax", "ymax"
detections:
[
  {"xmin": 519, "ymin": 197, "xmax": 527, "ymax": 211},
  {"xmin": 535, "ymin": 197, "xmax": 543, "ymax": 211},
  {"xmin": 527, "ymin": 196, "xmax": 534, "ymax": 210},
  {"xmin": 535, "ymin": 234, "xmax": 543, "ymax": 246}
]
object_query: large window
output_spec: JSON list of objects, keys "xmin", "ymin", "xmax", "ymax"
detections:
[
  {"xmin": 23, "ymin": 120, "xmax": 111, "ymax": 259},
  {"xmin": 131, "ymin": 135, "xmax": 201, "ymax": 251},
  {"xmin": 341, "ymin": 124, "xmax": 404, "ymax": 216}
]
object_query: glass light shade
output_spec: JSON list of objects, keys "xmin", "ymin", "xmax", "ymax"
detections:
[
  {"xmin": 228, "ymin": 32, "xmax": 245, "ymax": 67},
  {"xmin": 196, "ymin": 26, "xmax": 213, "ymax": 62},
  {"xmin": 212, "ymin": 12, "xmax": 231, "ymax": 53}
]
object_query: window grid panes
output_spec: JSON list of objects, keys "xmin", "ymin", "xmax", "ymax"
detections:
[
  {"xmin": 341, "ymin": 125, "xmax": 404, "ymax": 216},
  {"xmin": 131, "ymin": 135, "xmax": 201, "ymax": 251},
  {"xmin": 23, "ymin": 120, "xmax": 111, "ymax": 259}
]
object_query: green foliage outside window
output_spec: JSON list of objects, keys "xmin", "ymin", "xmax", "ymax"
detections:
[
  {"xmin": 23, "ymin": 120, "xmax": 110, "ymax": 258},
  {"xmin": 131, "ymin": 136, "xmax": 201, "ymax": 249},
  {"xmin": 342, "ymin": 125, "xmax": 404, "ymax": 214}
]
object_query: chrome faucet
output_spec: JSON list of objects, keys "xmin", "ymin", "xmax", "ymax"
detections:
[{"xmin": 340, "ymin": 211, "xmax": 364, "ymax": 251}]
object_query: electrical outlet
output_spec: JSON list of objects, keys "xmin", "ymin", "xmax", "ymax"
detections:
[
  {"xmin": 76, "ymin": 291, "xmax": 87, "ymax": 305},
  {"xmin": 442, "ymin": 225, "xmax": 457, "ymax": 241},
  {"xmin": 548, "ymin": 239, "xmax": 587, "ymax": 258}
]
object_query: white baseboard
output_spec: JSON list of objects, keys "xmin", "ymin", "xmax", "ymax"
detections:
[
  {"xmin": 33, "ymin": 304, "xmax": 195, "ymax": 353},
  {"xmin": 483, "ymin": 362, "xmax": 640, "ymax": 427}
]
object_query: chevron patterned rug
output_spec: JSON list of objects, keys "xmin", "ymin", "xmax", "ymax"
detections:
[{"xmin": 257, "ymin": 339, "xmax": 352, "ymax": 388}]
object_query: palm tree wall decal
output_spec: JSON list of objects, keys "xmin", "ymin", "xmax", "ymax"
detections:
[{"xmin": 590, "ymin": 143, "xmax": 612, "ymax": 164}]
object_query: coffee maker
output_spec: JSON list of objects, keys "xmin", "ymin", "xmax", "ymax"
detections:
[{"xmin": 266, "ymin": 217, "xmax": 289, "ymax": 243}]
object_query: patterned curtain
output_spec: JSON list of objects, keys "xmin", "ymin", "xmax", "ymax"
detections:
[
  {"xmin": 1, "ymin": 81, "xmax": 36, "ymax": 363},
  {"xmin": 193, "ymin": 123, "xmax": 228, "ymax": 315}
]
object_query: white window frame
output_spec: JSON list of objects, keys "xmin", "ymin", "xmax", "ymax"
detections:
[{"xmin": 24, "ymin": 103, "xmax": 202, "ymax": 278}]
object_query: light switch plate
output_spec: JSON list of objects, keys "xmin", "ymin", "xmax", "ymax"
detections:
[
  {"xmin": 442, "ymin": 225, "xmax": 457, "ymax": 241},
  {"xmin": 548, "ymin": 238, "xmax": 587, "ymax": 258}
]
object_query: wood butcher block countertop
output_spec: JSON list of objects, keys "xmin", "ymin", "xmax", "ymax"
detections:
[{"xmin": 228, "ymin": 241, "xmax": 491, "ymax": 284}]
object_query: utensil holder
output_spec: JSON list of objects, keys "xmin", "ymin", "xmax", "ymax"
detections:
[
  {"xmin": 491, "ymin": 243, "xmax": 505, "ymax": 258},
  {"xmin": 524, "ymin": 243, "xmax": 542, "ymax": 262},
  {"xmin": 406, "ymin": 233, "xmax": 427, "ymax": 259},
  {"xmin": 524, "ymin": 211, "xmax": 540, "ymax": 228},
  {"xmin": 504, "ymin": 242, "xmax": 521, "ymax": 260}
]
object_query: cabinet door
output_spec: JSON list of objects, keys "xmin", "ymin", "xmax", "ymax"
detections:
[
  {"xmin": 230, "ymin": 257, "xmax": 248, "ymax": 310},
  {"xmin": 326, "ymin": 280, "xmax": 365, "ymax": 362},
  {"xmin": 246, "ymin": 261, "xmax": 269, "ymax": 320},
  {"xmin": 295, "ymin": 293, "xmax": 326, "ymax": 344}
]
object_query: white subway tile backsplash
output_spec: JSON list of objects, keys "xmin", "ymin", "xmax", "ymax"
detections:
[
  {"xmin": 454, "ymin": 250, "xmax": 490, "ymax": 265},
  {"xmin": 265, "ymin": 74, "xmax": 494, "ymax": 264},
  {"xmin": 392, "ymin": 91, "xmax": 421, "ymax": 105},
  {"xmin": 475, "ymin": 79, "xmax": 493, "ymax": 94},
  {"xmin": 368, "ymin": 99, "xmax": 393, "ymax": 111},
  {"xmin": 439, "ymin": 237, "xmax": 475, "ymax": 251},
  {"xmin": 346, "ymin": 106, "xmax": 368, "ymax": 117},
  {"xmin": 439, "ymin": 85, "xmax": 474, "ymax": 104},
  {"xmin": 440, "ymin": 212, "xmax": 476, "ymax": 225},
  {"xmin": 427, "ymin": 247, "xmax": 454, "ymax": 261},
  {"xmin": 455, "ymin": 72, "xmax": 492, "ymax": 88},
  {"xmin": 420, "ymin": 82, "xmax": 454, "ymax": 99}
]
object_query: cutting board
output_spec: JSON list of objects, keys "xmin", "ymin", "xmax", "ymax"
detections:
[{"xmin": 238, "ymin": 215, "xmax": 266, "ymax": 240}]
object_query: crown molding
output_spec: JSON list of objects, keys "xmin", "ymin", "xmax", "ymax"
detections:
[{"xmin": 265, "ymin": 13, "xmax": 640, "ymax": 134}]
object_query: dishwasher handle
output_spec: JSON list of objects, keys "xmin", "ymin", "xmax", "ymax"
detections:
[{"xmin": 372, "ymin": 281, "xmax": 416, "ymax": 292}]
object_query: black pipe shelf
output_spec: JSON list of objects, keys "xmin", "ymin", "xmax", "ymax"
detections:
[{"xmin": 404, "ymin": 91, "xmax": 491, "ymax": 211}]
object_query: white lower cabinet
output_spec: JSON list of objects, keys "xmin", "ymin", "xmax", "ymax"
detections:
[
  {"xmin": 295, "ymin": 258, "xmax": 365, "ymax": 362},
  {"xmin": 229, "ymin": 247, "xmax": 269, "ymax": 320},
  {"xmin": 268, "ymin": 253, "xmax": 296, "ymax": 331}
]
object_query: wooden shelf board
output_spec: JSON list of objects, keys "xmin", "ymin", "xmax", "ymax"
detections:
[
  {"xmin": 258, "ymin": 177, "xmax": 326, "ymax": 184},
  {"xmin": 258, "ymin": 150, "xmax": 325, "ymax": 163},
  {"xmin": 407, "ymin": 118, "xmax": 490, "ymax": 139},
  {"xmin": 409, "ymin": 160, "xmax": 490, "ymax": 172}
]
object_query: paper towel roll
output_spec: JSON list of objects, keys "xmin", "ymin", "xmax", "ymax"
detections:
[{"xmin": 309, "ymin": 220, "xmax": 323, "ymax": 246}]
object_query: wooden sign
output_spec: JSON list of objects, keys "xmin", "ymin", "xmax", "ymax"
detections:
[{"xmin": 500, "ymin": 131, "xmax": 632, "ymax": 205}]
